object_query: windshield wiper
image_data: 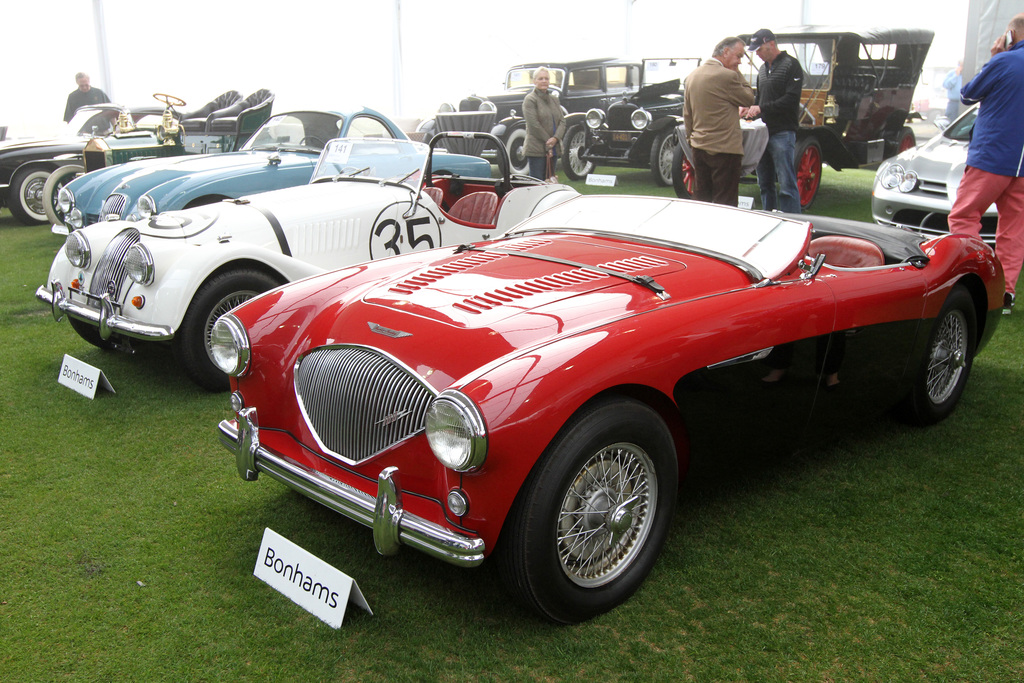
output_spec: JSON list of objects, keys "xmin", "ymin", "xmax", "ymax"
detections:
[{"xmin": 454, "ymin": 244, "xmax": 669, "ymax": 300}]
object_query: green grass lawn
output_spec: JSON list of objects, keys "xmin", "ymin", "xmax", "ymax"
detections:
[{"xmin": 1, "ymin": 170, "xmax": 1021, "ymax": 681}]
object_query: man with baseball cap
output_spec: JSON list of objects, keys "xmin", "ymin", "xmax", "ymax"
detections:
[{"xmin": 743, "ymin": 28, "xmax": 804, "ymax": 213}]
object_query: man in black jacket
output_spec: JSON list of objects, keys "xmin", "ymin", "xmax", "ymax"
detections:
[
  {"xmin": 743, "ymin": 29, "xmax": 804, "ymax": 213},
  {"xmin": 64, "ymin": 72, "xmax": 110, "ymax": 123}
]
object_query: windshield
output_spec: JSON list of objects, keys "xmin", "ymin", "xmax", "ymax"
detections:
[
  {"xmin": 643, "ymin": 58, "xmax": 701, "ymax": 85},
  {"xmin": 311, "ymin": 138, "xmax": 428, "ymax": 183},
  {"xmin": 507, "ymin": 195, "xmax": 810, "ymax": 280},
  {"xmin": 505, "ymin": 67, "xmax": 566, "ymax": 91},
  {"xmin": 944, "ymin": 105, "xmax": 977, "ymax": 142},
  {"xmin": 742, "ymin": 39, "xmax": 835, "ymax": 91},
  {"xmin": 67, "ymin": 106, "xmax": 124, "ymax": 137},
  {"xmin": 242, "ymin": 112, "xmax": 344, "ymax": 152}
]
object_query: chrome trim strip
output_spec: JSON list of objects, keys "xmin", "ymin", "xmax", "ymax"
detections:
[
  {"xmin": 35, "ymin": 282, "xmax": 174, "ymax": 341},
  {"xmin": 218, "ymin": 415, "xmax": 486, "ymax": 567}
]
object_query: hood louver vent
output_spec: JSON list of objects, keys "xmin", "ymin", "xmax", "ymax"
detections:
[
  {"xmin": 388, "ymin": 238, "xmax": 552, "ymax": 295},
  {"xmin": 454, "ymin": 255, "xmax": 670, "ymax": 314}
]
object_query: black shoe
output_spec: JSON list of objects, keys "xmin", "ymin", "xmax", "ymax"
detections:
[{"xmin": 1004, "ymin": 292, "xmax": 1015, "ymax": 315}]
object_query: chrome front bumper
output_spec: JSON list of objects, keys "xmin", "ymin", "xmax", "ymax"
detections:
[
  {"xmin": 35, "ymin": 280, "xmax": 174, "ymax": 341},
  {"xmin": 218, "ymin": 408, "xmax": 486, "ymax": 567}
]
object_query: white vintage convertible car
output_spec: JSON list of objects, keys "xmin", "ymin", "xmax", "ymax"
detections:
[{"xmin": 37, "ymin": 133, "xmax": 578, "ymax": 390}]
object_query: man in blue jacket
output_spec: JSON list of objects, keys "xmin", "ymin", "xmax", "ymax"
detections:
[{"xmin": 949, "ymin": 13, "xmax": 1024, "ymax": 313}]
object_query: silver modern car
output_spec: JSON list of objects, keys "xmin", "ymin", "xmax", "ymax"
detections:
[{"xmin": 872, "ymin": 104, "xmax": 995, "ymax": 244}]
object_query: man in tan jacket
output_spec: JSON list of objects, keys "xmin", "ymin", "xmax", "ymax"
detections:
[{"xmin": 683, "ymin": 37, "xmax": 755, "ymax": 206}]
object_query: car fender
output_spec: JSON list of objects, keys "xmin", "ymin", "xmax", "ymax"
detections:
[
  {"xmin": 123, "ymin": 236, "xmax": 314, "ymax": 334},
  {"xmin": 128, "ymin": 155, "xmax": 318, "ymax": 216}
]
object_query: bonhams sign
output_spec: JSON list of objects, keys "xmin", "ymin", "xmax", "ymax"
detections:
[{"xmin": 253, "ymin": 528, "xmax": 372, "ymax": 627}]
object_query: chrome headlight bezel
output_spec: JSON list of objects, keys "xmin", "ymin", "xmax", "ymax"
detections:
[
  {"xmin": 65, "ymin": 231, "xmax": 91, "ymax": 268},
  {"xmin": 879, "ymin": 164, "xmax": 919, "ymax": 193},
  {"xmin": 479, "ymin": 100, "xmax": 497, "ymax": 113},
  {"xmin": 57, "ymin": 187, "xmax": 75, "ymax": 214},
  {"xmin": 67, "ymin": 208, "xmax": 84, "ymax": 230},
  {"xmin": 425, "ymin": 390, "xmax": 488, "ymax": 472},
  {"xmin": 585, "ymin": 108, "xmax": 605, "ymax": 129},
  {"xmin": 209, "ymin": 314, "xmax": 251, "ymax": 377},
  {"xmin": 137, "ymin": 194, "xmax": 157, "ymax": 218},
  {"xmin": 630, "ymin": 108, "xmax": 652, "ymax": 130},
  {"xmin": 124, "ymin": 243, "xmax": 155, "ymax": 285}
]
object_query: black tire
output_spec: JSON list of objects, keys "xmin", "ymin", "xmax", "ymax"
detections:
[
  {"xmin": 498, "ymin": 397, "xmax": 678, "ymax": 623},
  {"xmin": 649, "ymin": 129, "xmax": 677, "ymax": 186},
  {"xmin": 670, "ymin": 144, "xmax": 694, "ymax": 199},
  {"xmin": 69, "ymin": 317, "xmax": 117, "ymax": 351},
  {"xmin": 794, "ymin": 136, "xmax": 822, "ymax": 210},
  {"xmin": 562, "ymin": 124, "xmax": 594, "ymax": 181},
  {"xmin": 174, "ymin": 269, "xmax": 280, "ymax": 392},
  {"xmin": 43, "ymin": 164, "xmax": 84, "ymax": 226},
  {"xmin": 902, "ymin": 286, "xmax": 976, "ymax": 426},
  {"xmin": 8, "ymin": 167, "xmax": 52, "ymax": 225},
  {"xmin": 505, "ymin": 127, "xmax": 529, "ymax": 176}
]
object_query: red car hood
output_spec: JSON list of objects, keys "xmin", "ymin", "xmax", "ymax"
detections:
[{"xmin": 237, "ymin": 233, "xmax": 754, "ymax": 390}]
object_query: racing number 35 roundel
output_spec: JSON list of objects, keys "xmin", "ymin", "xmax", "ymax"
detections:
[{"xmin": 370, "ymin": 204, "xmax": 443, "ymax": 260}]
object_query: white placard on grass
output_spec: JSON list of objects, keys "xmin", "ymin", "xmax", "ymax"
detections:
[
  {"xmin": 585, "ymin": 174, "xmax": 617, "ymax": 186},
  {"xmin": 253, "ymin": 527, "xmax": 372, "ymax": 628},
  {"xmin": 57, "ymin": 354, "xmax": 115, "ymax": 399}
]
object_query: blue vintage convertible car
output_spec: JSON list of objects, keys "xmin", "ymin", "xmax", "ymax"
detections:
[{"xmin": 55, "ymin": 107, "xmax": 421, "ymax": 232}]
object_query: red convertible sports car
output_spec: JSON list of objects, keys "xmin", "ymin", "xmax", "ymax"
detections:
[{"xmin": 216, "ymin": 195, "xmax": 1002, "ymax": 623}]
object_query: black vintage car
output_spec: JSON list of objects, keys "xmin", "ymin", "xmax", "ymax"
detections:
[
  {"xmin": 673, "ymin": 27, "xmax": 933, "ymax": 209},
  {"xmin": 568, "ymin": 58, "xmax": 700, "ymax": 185},
  {"xmin": 419, "ymin": 58, "xmax": 678, "ymax": 177}
]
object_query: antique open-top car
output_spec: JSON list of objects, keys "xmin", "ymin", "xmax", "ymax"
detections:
[
  {"xmin": 215, "ymin": 194, "xmax": 1001, "ymax": 623},
  {"xmin": 37, "ymin": 133, "xmax": 573, "ymax": 390},
  {"xmin": 673, "ymin": 27, "xmax": 934, "ymax": 209},
  {"xmin": 872, "ymin": 104, "xmax": 994, "ymax": 243},
  {"xmin": 0, "ymin": 101, "xmax": 168, "ymax": 225}
]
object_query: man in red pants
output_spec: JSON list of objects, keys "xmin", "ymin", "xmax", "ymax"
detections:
[{"xmin": 948, "ymin": 13, "xmax": 1024, "ymax": 314}]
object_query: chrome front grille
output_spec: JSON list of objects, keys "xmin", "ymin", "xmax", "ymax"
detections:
[
  {"xmin": 294, "ymin": 345, "xmax": 436, "ymax": 464},
  {"xmin": 100, "ymin": 193, "xmax": 128, "ymax": 220},
  {"xmin": 87, "ymin": 228, "xmax": 140, "ymax": 306}
]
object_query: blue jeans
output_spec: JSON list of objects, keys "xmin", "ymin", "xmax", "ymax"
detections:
[
  {"xmin": 756, "ymin": 130, "xmax": 801, "ymax": 213},
  {"xmin": 528, "ymin": 153, "xmax": 557, "ymax": 180}
]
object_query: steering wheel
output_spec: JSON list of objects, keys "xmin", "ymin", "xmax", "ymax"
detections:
[
  {"xmin": 153, "ymin": 93, "xmax": 187, "ymax": 108},
  {"xmin": 300, "ymin": 136, "xmax": 327, "ymax": 148}
]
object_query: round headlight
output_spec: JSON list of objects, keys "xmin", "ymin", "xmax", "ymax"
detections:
[
  {"xmin": 124, "ymin": 243, "xmax": 155, "ymax": 285},
  {"xmin": 630, "ymin": 108, "xmax": 652, "ymax": 130},
  {"xmin": 479, "ymin": 100, "xmax": 497, "ymax": 112},
  {"xmin": 880, "ymin": 164, "xmax": 905, "ymax": 190},
  {"xmin": 138, "ymin": 194, "xmax": 157, "ymax": 218},
  {"xmin": 65, "ymin": 231, "xmax": 91, "ymax": 268},
  {"xmin": 585, "ymin": 109, "xmax": 605, "ymax": 129},
  {"xmin": 209, "ymin": 314, "xmax": 251, "ymax": 376},
  {"xmin": 898, "ymin": 170, "xmax": 919, "ymax": 194},
  {"xmin": 57, "ymin": 187, "xmax": 75, "ymax": 214},
  {"xmin": 425, "ymin": 390, "xmax": 487, "ymax": 472}
]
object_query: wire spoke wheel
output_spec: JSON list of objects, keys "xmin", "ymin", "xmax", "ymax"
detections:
[
  {"xmin": 925, "ymin": 307, "xmax": 968, "ymax": 405},
  {"xmin": 557, "ymin": 442, "xmax": 657, "ymax": 587},
  {"xmin": 203, "ymin": 290, "xmax": 260, "ymax": 365}
]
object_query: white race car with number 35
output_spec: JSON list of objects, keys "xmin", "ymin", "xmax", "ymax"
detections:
[{"xmin": 38, "ymin": 133, "xmax": 577, "ymax": 390}]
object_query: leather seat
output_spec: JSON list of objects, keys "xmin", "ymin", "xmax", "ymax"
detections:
[
  {"xmin": 422, "ymin": 186, "xmax": 444, "ymax": 206},
  {"xmin": 448, "ymin": 191, "xmax": 498, "ymax": 224},
  {"xmin": 180, "ymin": 90, "xmax": 242, "ymax": 134},
  {"xmin": 207, "ymin": 89, "xmax": 275, "ymax": 136},
  {"xmin": 809, "ymin": 235, "xmax": 885, "ymax": 268}
]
